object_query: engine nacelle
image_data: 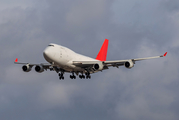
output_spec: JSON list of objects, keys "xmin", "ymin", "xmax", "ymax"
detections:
[
  {"xmin": 124, "ymin": 60, "xmax": 134, "ymax": 69},
  {"xmin": 92, "ymin": 62, "xmax": 104, "ymax": 71},
  {"xmin": 35, "ymin": 65, "xmax": 44, "ymax": 73},
  {"xmin": 22, "ymin": 64, "xmax": 31, "ymax": 72}
]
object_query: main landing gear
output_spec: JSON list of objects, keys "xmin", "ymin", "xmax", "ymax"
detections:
[
  {"xmin": 79, "ymin": 73, "xmax": 91, "ymax": 79},
  {"xmin": 70, "ymin": 72, "xmax": 91, "ymax": 79},
  {"xmin": 85, "ymin": 73, "xmax": 91, "ymax": 79},
  {"xmin": 79, "ymin": 74, "xmax": 85, "ymax": 79},
  {"xmin": 70, "ymin": 72, "xmax": 76, "ymax": 79},
  {"xmin": 59, "ymin": 72, "xmax": 64, "ymax": 80},
  {"xmin": 58, "ymin": 72, "xmax": 91, "ymax": 80}
]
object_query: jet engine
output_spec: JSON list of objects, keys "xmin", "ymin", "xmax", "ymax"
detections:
[
  {"xmin": 35, "ymin": 65, "xmax": 44, "ymax": 73},
  {"xmin": 22, "ymin": 64, "xmax": 31, "ymax": 72},
  {"xmin": 92, "ymin": 62, "xmax": 104, "ymax": 71},
  {"xmin": 124, "ymin": 60, "xmax": 134, "ymax": 69}
]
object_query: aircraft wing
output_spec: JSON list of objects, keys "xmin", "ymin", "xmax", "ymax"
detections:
[
  {"xmin": 73, "ymin": 52, "xmax": 167, "ymax": 71},
  {"xmin": 14, "ymin": 58, "xmax": 51, "ymax": 66},
  {"xmin": 14, "ymin": 58, "xmax": 55, "ymax": 71},
  {"xmin": 104, "ymin": 52, "xmax": 167, "ymax": 67}
]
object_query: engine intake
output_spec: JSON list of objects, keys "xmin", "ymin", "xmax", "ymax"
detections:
[
  {"xmin": 35, "ymin": 65, "xmax": 44, "ymax": 73},
  {"xmin": 124, "ymin": 60, "xmax": 134, "ymax": 69},
  {"xmin": 94, "ymin": 64, "xmax": 99, "ymax": 70},
  {"xmin": 92, "ymin": 62, "xmax": 104, "ymax": 71},
  {"xmin": 22, "ymin": 65, "xmax": 31, "ymax": 72}
]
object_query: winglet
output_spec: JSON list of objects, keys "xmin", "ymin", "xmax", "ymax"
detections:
[
  {"xmin": 15, "ymin": 58, "xmax": 18, "ymax": 63},
  {"xmin": 96, "ymin": 39, "xmax": 109, "ymax": 61},
  {"xmin": 163, "ymin": 52, "xmax": 167, "ymax": 57}
]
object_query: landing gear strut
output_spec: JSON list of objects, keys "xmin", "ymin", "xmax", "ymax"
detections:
[{"xmin": 59, "ymin": 72, "xmax": 64, "ymax": 80}]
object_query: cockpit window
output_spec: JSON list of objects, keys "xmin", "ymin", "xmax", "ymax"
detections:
[{"xmin": 48, "ymin": 45, "xmax": 54, "ymax": 47}]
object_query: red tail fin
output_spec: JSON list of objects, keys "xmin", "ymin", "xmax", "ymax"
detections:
[{"xmin": 96, "ymin": 39, "xmax": 108, "ymax": 61}]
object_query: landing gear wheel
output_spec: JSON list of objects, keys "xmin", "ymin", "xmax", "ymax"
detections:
[
  {"xmin": 79, "ymin": 74, "xmax": 85, "ymax": 79},
  {"xmin": 70, "ymin": 72, "xmax": 76, "ymax": 79},
  {"xmin": 59, "ymin": 72, "xmax": 64, "ymax": 80},
  {"xmin": 85, "ymin": 72, "xmax": 91, "ymax": 79},
  {"xmin": 83, "ymin": 75, "xmax": 85, "ymax": 79},
  {"xmin": 70, "ymin": 75, "xmax": 76, "ymax": 79}
]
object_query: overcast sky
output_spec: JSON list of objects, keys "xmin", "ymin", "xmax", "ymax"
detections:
[{"xmin": 0, "ymin": 0, "xmax": 179, "ymax": 120}]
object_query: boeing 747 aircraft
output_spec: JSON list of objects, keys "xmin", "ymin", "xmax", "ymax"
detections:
[{"xmin": 14, "ymin": 39, "xmax": 167, "ymax": 79}]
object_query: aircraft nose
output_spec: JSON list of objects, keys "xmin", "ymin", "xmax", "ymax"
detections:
[
  {"xmin": 43, "ymin": 47, "xmax": 52, "ymax": 61},
  {"xmin": 43, "ymin": 48, "xmax": 49, "ymax": 57}
]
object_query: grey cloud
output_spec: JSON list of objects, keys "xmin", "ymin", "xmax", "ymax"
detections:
[
  {"xmin": 0, "ymin": 0, "xmax": 179, "ymax": 120},
  {"xmin": 161, "ymin": 0, "xmax": 179, "ymax": 12}
]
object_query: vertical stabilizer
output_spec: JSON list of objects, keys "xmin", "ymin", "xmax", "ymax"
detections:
[{"xmin": 96, "ymin": 39, "xmax": 109, "ymax": 61}]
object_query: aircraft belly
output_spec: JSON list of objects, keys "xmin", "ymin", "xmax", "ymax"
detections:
[
  {"xmin": 53, "ymin": 58, "xmax": 83, "ymax": 72},
  {"xmin": 58, "ymin": 65, "xmax": 84, "ymax": 72}
]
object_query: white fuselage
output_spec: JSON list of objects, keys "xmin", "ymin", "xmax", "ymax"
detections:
[{"xmin": 43, "ymin": 43, "xmax": 99, "ymax": 72}]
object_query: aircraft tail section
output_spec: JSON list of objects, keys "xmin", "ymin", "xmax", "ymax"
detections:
[{"xmin": 96, "ymin": 39, "xmax": 108, "ymax": 61}]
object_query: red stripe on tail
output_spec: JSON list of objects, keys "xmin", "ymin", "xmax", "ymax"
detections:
[{"xmin": 96, "ymin": 39, "xmax": 109, "ymax": 61}]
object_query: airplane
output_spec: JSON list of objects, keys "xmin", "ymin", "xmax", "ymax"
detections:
[{"xmin": 14, "ymin": 39, "xmax": 167, "ymax": 80}]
